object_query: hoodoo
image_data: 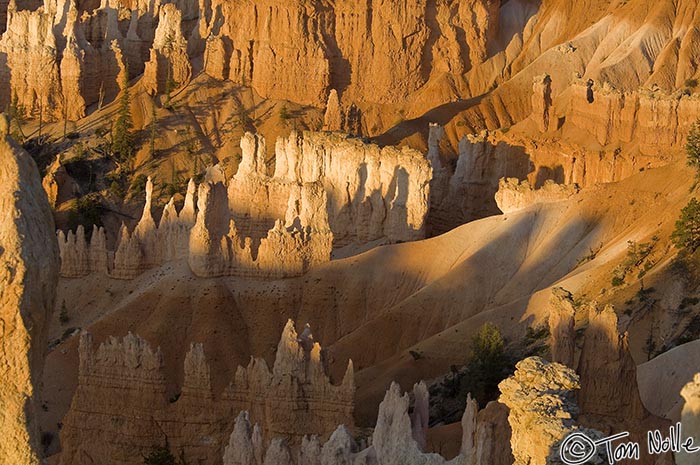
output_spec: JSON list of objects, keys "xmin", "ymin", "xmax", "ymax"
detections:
[{"xmin": 0, "ymin": 114, "xmax": 59, "ymax": 464}]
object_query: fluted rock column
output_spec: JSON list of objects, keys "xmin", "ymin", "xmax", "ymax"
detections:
[{"xmin": 0, "ymin": 113, "xmax": 59, "ymax": 465}]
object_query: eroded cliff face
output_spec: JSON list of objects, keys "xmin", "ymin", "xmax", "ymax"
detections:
[
  {"xmin": 221, "ymin": 380, "xmax": 509, "ymax": 465},
  {"xmin": 57, "ymin": 131, "xmax": 430, "ymax": 279},
  {"xmin": 0, "ymin": 114, "xmax": 59, "ymax": 464},
  {"xmin": 0, "ymin": 0, "xmax": 503, "ymax": 119},
  {"xmin": 541, "ymin": 289, "xmax": 675, "ymax": 465},
  {"xmin": 59, "ymin": 320, "xmax": 354, "ymax": 465}
]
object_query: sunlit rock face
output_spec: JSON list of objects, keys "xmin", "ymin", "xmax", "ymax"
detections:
[
  {"xmin": 0, "ymin": 114, "xmax": 59, "ymax": 465},
  {"xmin": 498, "ymin": 357, "xmax": 582, "ymax": 465},
  {"xmin": 57, "ymin": 131, "xmax": 431, "ymax": 280}
]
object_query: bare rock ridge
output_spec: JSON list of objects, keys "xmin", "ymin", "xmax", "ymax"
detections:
[
  {"xmin": 213, "ymin": 345, "xmax": 681, "ymax": 465},
  {"xmin": 58, "ymin": 320, "xmax": 354, "ymax": 465},
  {"xmin": 0, "ymin": 113, "xmax": 59, "ymax": 465},
  {"xmin": 57, "ymin": 130, "xmax": 431, "ymax": 279},
  {"xmin": 220, "ymin": 351, "xmax": 658, "ymax": 465},
  {"xmin": 222, "ymin": 381, "xmax": 511, "ymax": 465}
]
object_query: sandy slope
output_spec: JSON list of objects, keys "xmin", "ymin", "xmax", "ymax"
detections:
[{"xmin": 638, "ymin": 339, "xmax": 700, "ymax": 421}]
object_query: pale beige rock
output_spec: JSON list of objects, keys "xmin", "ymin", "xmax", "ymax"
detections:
[
  {"xmin": 677, "ymin": 374, "xmax": 700, "ymax": 465},
  {"xmin": 498, "ymin": 357, "xmax": 581, "ymax": 465},
  {"xmin": 180, "ymin": 178, "xmax": 197, "ymax": 225},
  {"xmin": 272, "ymin": 131, "xmax": 432, "ymax": 244},
  {"xmin": 495, "ymin": 178, "xmax": 580, "ymax": 214},
  {"xmin": 188, "ymin": 181, "xmax": 230, "ymax": 277},
  {"xmin": 320, "ymin": 425, "xmax": 355, "ymax": 465},
  {"xmin": 323, "ymin": 89, "xmax": 343, "ymax": 132},
  {"xmin": 88, "ymin": 225, "xmax": 108, "ymax": 273},
  {"xmin": 459, "ymin": 394, "xmax": 478, "ymax": 460},
  {"xmin": 531, "ymin": 74, "xmax": 553, "ymax": 133},
  {"xmin": 263, "ymin": 438, "xmax": 294, "ymax": 465},
  {"xmin": 58, "ymin": 224, "xmax": 108, "ymax": 277},
  {"xmin": 223, "ymin": 411, "xmax": 257, "ymax": 465},
  {"xmin": 371, "ymin": 383, "xmax": 446, "ymax": 465},
  {"xmin": 56, "ymin": 130, "xmax": 430, "ymax": 280},
  {"xmin": 111, "ymin": 223, "xmax": 146, "ymax": 279},
  {"xmin": 0, "ymin": 112, "xmax": 59, "ymax": 465},
  {"xmin": 220, "ymin": 377, "xmax": 510, "ymax": 465},
  {"xmin": 299, "ymin": 435, "xmax": 322, "ymax": 465},
  {"xmin": 410, "ymin": 381, "xmax": 430, "ymax": 451}
]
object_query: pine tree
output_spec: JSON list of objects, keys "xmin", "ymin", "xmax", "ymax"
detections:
[
  {"xmin": 112, "ymin": 69, "xmax": 134, "ymax": 162},
  {"xmin": 687, "ymin": 120, "xmax": 700, "ymax": 169},
  {"xmin": 672, "ymin": 198, "xmax": 700, "ymax": 251}
]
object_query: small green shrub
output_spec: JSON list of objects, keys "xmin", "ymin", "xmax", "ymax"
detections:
[
  {"xmin": 143, "ymin": 446, "xmax": 176, "ymax": 465},
  {"xmin": 59, "ymin": 301, "xmax": 69, "ymax": 325},
  {"xmin": 279, "ymin": 105, "xmax": 290, "ymax": 121},
  {"xmin": 686, "ymin": 120, "xmax": 700, "ymax": 169},
  {"xmin": 523, "ymin": 323, "xmax": 550, "ymax": 357},
  {"xmin": 458, "ymin": 324, "xmax": 510, "ymax": 407},
  {"xmin": 95, "ymin": 126, "xmax": 109, "ymax": 138},
  {"xmin": 69, "ymin": 194, "xmax": 103, "ymax": 228}
]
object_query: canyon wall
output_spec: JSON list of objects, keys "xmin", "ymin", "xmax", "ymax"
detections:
[
  {"xmin": 57, "ymin": 131, "xmax": 430, "ymax": 279},
  {"xmin": 0, "ymin": 114, "xmax": 59, "ymax": 464},
  {"xmin": 0, "ymin": 0, "xmax": 507, "ymax": 120},
  {"xmin": 59, "ymin": 320, "xmax": 354, "ymax": 465},
  {"xmin": 430, "ymin": 78, "xmax": 693, "ymax": 228}
]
